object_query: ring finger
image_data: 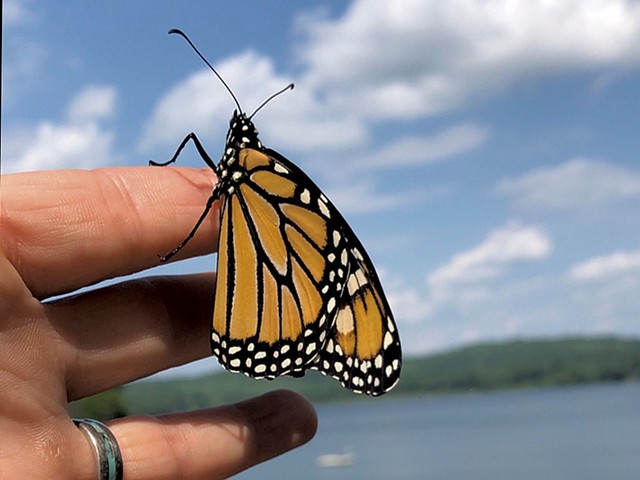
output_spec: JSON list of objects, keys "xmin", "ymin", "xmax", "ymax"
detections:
[{"xmin": 49, "ymin": 273, "xmax": 215, "ymax": 400}]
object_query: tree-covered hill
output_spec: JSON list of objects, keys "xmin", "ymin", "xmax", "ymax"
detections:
[{"xmin": 68, "ymin": 336, "xmax": 640, "ymax": 420}]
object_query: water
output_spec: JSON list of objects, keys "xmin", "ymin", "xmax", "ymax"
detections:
[{"xmin": 235, "ymin": 382, "xmax": 640, "ymax": 479}]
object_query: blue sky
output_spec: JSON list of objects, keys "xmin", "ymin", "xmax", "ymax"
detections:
[{"xmin": 3, "ymin": 0, "xmax": 640, "ymax": 377}]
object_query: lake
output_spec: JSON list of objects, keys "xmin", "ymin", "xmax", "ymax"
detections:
[{"xmin": 235, "ymin": 382, "xmax": 640, "ymax": 479}]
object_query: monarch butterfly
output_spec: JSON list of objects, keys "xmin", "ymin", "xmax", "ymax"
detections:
[{"xmin": 152, "ymin": 29, "xmax": 401, "ymax": 395}]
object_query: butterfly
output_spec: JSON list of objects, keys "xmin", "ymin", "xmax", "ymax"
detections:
[{"xmin": 151, "ymin": 29, "xmax": 401, "ymax": 395}]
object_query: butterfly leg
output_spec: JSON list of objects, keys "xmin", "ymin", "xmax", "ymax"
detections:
[
  {"xmin": 158, "ymin": 189, "xmax": 221, "ymax": 262},
  {"xmin": 149, "ymin": 132, "xmax": 217, "ymax": 171}
]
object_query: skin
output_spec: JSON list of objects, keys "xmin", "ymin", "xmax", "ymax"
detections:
[{"xmin": 0, "ymin": 167, "xmax": 317, "ymax": 479}]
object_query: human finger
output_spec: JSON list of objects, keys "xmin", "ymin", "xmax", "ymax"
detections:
[
  {"xmin": 75, "ymin": 390, "xmax": 318, "ymax": 480},
  {"xmin": 48, "ymin": 273, "xmax": 214, "ymax": 401},
  {"xmin": 1, "ymin": 167, "xmax": 217, "ymax": 300}
]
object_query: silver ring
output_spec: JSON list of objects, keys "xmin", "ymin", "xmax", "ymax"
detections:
[{"xmin": 73, "ymin": 418, "xmax": 123, "ymax": 480}]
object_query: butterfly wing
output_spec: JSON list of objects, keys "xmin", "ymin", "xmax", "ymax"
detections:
[
  {"xmin": 312, "ymin": 236, "xmax": 402, "ymax": 395},
  {"xmin": 211, "ymin": 147, "xmax": 349, "ymax": 379},
  {"xmin": 266, "ymin": 149, "xmax": 402, "ymax": 395}
]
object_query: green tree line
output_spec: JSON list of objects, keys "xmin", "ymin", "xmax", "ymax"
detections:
[{"xmin": 68, "ymin": 336, "xmax": 640, "ymax": 420}]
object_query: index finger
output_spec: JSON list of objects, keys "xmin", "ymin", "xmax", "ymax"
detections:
[{"xmin": 0, "ymin": 167, "xmax": 218, "ymax": 299}]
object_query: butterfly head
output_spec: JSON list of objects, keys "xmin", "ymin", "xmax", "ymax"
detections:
[
  {"xmin": 215, "ymin": 111, "xmax": 263, "ymax": 194},
  {"xmin": 225, "ymin": 110, "xmax": 263, "ymax": 152}
]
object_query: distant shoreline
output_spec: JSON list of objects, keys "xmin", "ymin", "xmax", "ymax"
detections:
[{"xmin": 69, "ymin": 335, "xmax": 640, "ymax": 419}]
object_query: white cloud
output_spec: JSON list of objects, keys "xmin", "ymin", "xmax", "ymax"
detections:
[
  {"xmin": 288, "ymin": 123, "xmax": 478, "ymax": 211},
  {"xmin": 3, "ymin": 85, "xmax": 118, "ymax": 173},
  {"xmin": 138, "ymin": 68, "xmax": 231, "ymax": 153},
  {"xmin": 298, "ymin": 0, "xmax": 640, "ymax": 119},
  {"xmin": 4, "ymin": 0, "xmax": 37, "ymax": 27},
  {"xmin": 386, "ymin": 286, "xmax": 435, "ymax": 325},
  {"xmin": 139, "ymin": 51, "xmax": 367, "ymax": 155},
  {"xmin": 394, "ymin": 267, "xmax": 640, "ymax": 356},
  {"xmin": 569, "ymin": 249, "xmax": 640, "ymax": 282},
  {"xmin": 3, "ymin": 1, "xmax": 46, "ymax": 104},
  {"xmin": 496, "ymin": 158, "xmax": 640, "ymax": 210},
  {"xmin": 66, "ymin": 86, "xmax": 117, "ymax": 122},
  {"xmin": 351, "ymin": 123, "xmax": 489, "ymax": 170},
  {"xmin": 3, "ymin": 39, "xmax": 47, "ymax": 92},
  {"xmin": 382, "ymin": 234, "xmax": 640, "ymax": 356},
  {"xmin": 142, "ymin": 0, "xmax": 640, "ymax": 161},
  {"xmin": 3, "ymin": 18, "xmax": 48, "ymax": 103},
  {"xmin": 141, "ymin": 0, "xmax": 640, "ymax": 168},
  {"xmin": 428, "ymin": 222, "xmax": 552, "ymax": 287},
  {"xmin": 324, "ymin": 179, "xmax": 430, "ymax": 214},
  {"xmin": 382, "ymin": 222, "xmax": 552, "ymax": 354},
  {"xmin": 385, "ymin": 269, "xmax": 558, "ymax": 355}
]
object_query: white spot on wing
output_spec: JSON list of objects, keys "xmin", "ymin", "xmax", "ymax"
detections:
[
  {"xmin": 318, "ymin": 198, "xmax": 330, "ymax": 217},
  {"xmin": 355, "ymin": 268, "xmax": 368, "ymax": 287},
  {"xmin": 375, "ymin": 355, "xmax": 383, "ymax": 369},
  {"xmin": 274, "ymin": 163, "xmax": 288, "ymax": 174},
  {"xmin": 347, "ymin": 274, "xmax": 360, "ymax": 296},
  {"xmin": 384, "ymin": 331, "xmax": 393, "ymax": 349},
  {"xmin": 305, "ymin": 342, "xmax": 317, "ymax": 356},
  {"xmin": 388, "ymin": 317, "xmax": 395, "ymax": 332},
  {"xmin": 336, "ymin": 307, "xmax": 354, "ymax": 334},
  {"xmin": 326, "ymin": 340, "xmax": 335, "ymax": 354},
  {"xmin": 327, "ymin": 297, "xmax": 337, "ymax": 313}
]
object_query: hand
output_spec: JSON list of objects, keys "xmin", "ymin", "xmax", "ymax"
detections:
[{"xmin": 0, "ymin": 167, "xmax": 317, "ymax": 479}]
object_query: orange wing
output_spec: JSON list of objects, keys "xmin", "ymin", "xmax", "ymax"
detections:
[{"xmin": 211, "ymin": 148, "xmax": 348, "ymax": 379}]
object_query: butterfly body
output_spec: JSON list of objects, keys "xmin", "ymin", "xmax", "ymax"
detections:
[
  {"xmin": 212, "ymin": 111, "xmax": 262, "ymax": 196},
  {"xmin": 153, "ymin": 29, "xmax": 401, "ymax": 395}
]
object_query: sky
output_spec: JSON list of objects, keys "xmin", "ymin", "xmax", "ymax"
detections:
[{"xmin": 3, "ymin": 0, "xmax": 640, "ymax": 378}]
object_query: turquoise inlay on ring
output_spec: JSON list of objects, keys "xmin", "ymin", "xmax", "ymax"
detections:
[{"xmin": 73, "ymin": 418, "xmax": 123, "ymax": 480}]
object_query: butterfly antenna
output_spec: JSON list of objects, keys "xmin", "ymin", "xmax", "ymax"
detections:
[
  {"xmin": 168, "ymin": 28, "xmax": 243, "ymax": 113},
  {"xmin": 249, "ymin": 83, "xmax": 295, "ymax": 119}
]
